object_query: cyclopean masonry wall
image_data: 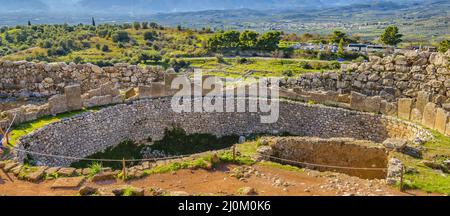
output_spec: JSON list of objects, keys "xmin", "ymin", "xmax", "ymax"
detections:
[
  {"xmin": 0, "ymin": 60, "xmax": 166, "ymax": 97},
  {"xmin": 281, "ymin": 50, "xmax": 450, "ymax": 136},
  {"xmin": 16, "ymin": 97, "xmax": 431, "ymax": 167},
  {"xmin": 283, "ymin": 50, "xmax": 450, "ymax": 102}
]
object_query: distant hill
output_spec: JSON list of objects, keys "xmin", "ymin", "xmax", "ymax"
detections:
[{"xmin": 0, "ymin": 0, "xmax": 425, "ymax": 14}]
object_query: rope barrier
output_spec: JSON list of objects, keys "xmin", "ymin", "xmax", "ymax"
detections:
[
  {"xmin": 10, "ymin": 146, "xmax": 231, "ymax": 163},
  {"xmin": 12, "ymin": 147, "xmax": 195, "ymax": 163},
  {"xmin": 259, "ymin": 154, "xmax": 387, "ymax": 171}
]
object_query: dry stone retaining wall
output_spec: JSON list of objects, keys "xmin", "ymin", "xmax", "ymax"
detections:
[
  {"xmin": 259, "ymin": 137, "xmax": 389, "ymax": 179},
  {"xmin": 16, "ymin": 98, "xmax": 431, "ymax": 167},
  {"xmin": 0, "ymin": 60, "xmax": 166, "ymax": 97}
]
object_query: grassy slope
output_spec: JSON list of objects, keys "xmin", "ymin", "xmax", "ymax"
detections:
[
  {"xmin": 398, "ymin": 131, "xmax": 450, "ymax": 195},
  {"xmin": 186, "ymin": 57, "xmax": 337, "ymax": 77},
  {"xmin": 7, "ymin": 108, "xmax": 95, "ymax": 146}
]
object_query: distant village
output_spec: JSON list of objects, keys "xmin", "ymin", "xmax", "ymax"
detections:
[{"xmin": 289, "ymin": 42, "xmax": 438, "ymax": 54}]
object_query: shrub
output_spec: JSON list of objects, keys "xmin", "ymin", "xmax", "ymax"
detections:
[
  {"xmin": 101, "ymin": 45, "xmax": 110, "ymax": 52},
  {"xmin": 298, "ymin": 61, "xmax": 312, "ymax": 69},
  {"xmin": 112, "ymin": 31, "xmax": 130, "ymax": 43},
  {"xmin": 215, "ymin": 54, "xmax": 225, "ymax": 63},
  {"xmin": 282, "ymin": 70, "xmax": 294, "ymax": 77},
  {"xmin": 88, "ymin": 162, "xmax": 102, "ymax": 177}
]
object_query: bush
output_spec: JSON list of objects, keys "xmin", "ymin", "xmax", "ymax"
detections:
[
  {"xmin": 282, "ymin": 70, "xmax": 294, "ymax": 77},
  {"xmin": 101, "ymin": 45, "xmax": 110, "ymax": 52},
  {"xmin": 328, "ymin": 61, "xmax": 341, "ymax": 70},
  {"xmin": 112, "ymin": 31, "xmax": 130, "ymax": 43},
  {"xmin": 215, "ymin": 54, "xmax": 225, "ymax": 63},
  {"xmin": 144, "ymin": 31, "xmax": 158, "ymax": 41},
  {"xmin": 298, "ymin": 61, "xmax": 312, "ymax": 69}
]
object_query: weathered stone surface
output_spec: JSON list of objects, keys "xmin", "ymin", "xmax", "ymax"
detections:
[
  {"xmin": 16, "ymin": 98, "xmax": 433, "ymax": 167},
  {"xmin": 415, "ymin": 91, "xmax": 431, "ymax": 113},
  {"xmin": 350, "ymin": 91, "xmax": 366, "ymax": 111},
  {"xmin": 79, "ymin": 186, "xmax": 98, "ymax": 196},
  {"xmin": 48, "ymin": 94, "xmax": 67, "ymax": 114},
  {"xmin": 125, "ymin": 88, "xmax": 137, "ymax": 99},
  {"xmin": 410, "ymin": 108, "xmax": 422, "ymax": 123},
  {"xmin": 57, "ymin": 167, "xmax": 76, "ymax": 177},
  {"xmin": 51, "ymin": 176, "xmax": 86, "ymax": 189},
  {"xmin": 238, "ymin": 187, "xmax": 257, "ymax": 195},
  {"xmin": 91, "ymin": 171, "xmax": 116, "ymax": 182},
  {"xmin": 422, "ymin": 102, "xmax": 437, "ymax": 128},
  {"xmin": 44, "ymin": 167, "xmax": 60, "ymax": 175},
  {"xmin": 387, "ymin": 158, "xmax": 403, "ymax": 185},
  {"xmin": 364, "ymin": 96, "xmax": 382, "ymax": 113},
  {"xmin": 397, "ymin": 98, "xmax": 413, "ymax": 120},
  {"xmin": 3, "ymin": 161, "xmax": 19, "ymax": 172},
  {"xmin": 24, "ymin": 166, "xmax": 48, "ymax": 182},
  {"xmin": 64, "ymin": 85, "xmax": 82, "ymax": 111},
  {"xmin": 383, "ymin": 138, "xmax": 408, "ymax": 151},
  {"xmin": 434, "ymin": 108, "xmax": 448, "ymax": 134}
]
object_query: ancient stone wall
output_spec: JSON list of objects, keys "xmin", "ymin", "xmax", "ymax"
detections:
[
  {"xmin": 16, "ymin": 98, "xmax": 431, "ymax": 166},
  {"xmin": 0, "ymin": 60, "xmax": 166, "ymax": 97},
  {"xmin": 284, "ymin": 50, "xmax": 450, "ymax": 103},
  {"xmin": 259, "ymin": 137, "xmax": 389, "ymax": 179}
]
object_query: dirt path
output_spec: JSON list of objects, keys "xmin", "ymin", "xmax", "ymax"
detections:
[{"xmin": 0, "ymin": 164, "xmax": 436, "ymax": 196}]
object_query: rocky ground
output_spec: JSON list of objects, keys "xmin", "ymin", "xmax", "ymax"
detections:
[{"xmin": 0, "ymin": 163, "xmax": 437, "ymax": 196}]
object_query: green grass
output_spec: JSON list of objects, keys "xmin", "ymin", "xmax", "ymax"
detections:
[
  {"xmin": 8, "ymin": 109, "xmax": 94, "ymax": 147},
  {"xmin": 395, "ymin": 130, "xmax": 450, "ymax": 195},
  {"xmin": 143, "ymin": 157, "xmax": 211, "ymax": 175},
  {"xmin": 258, "ymin": 161, "xmax": 305, "ymax": 173},
  {"xmin": 185, "ymin": 57, "xmax": 338, "ymax": 77}
]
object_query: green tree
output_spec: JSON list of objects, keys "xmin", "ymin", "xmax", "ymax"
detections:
[
  {"xmin": 144, "ymin": 31, "xmax": 158, "ymax": 41},
  {"xmin": 329, "ymin": 30, "xmax": 347, "ymax": 44},
  {"xmin": 239, "ymin": 30, "xmax": 259, "ymax": 49},
  {"xmin": 337, "ymin": 38, "xmax": 345, "ymax": 58},
  {"xmin": 101, "ymin": 45, "xmax": 110, "ymax": 52},
  {"xmin": 112, "ymin": 31, "xmax": 130, "ymax": 43},
  {"xmin": 380, "ymin": 26, "xmax": 403, "ymax": 46},
  {"xmin": 133, "ymin": 22, "xmax": 141, "ymax": 30},
  {"xmin": 222, "ymin": 30, "xmax": 241, "ymax": 48},
  {"xmin": 257, "ymin": 31, "xmax": 282, "ymax": 51},
  {"xmin": 438, "ymin": 40, "xmax": 450, "ymax": 53},
  {"xmin": 142, "ymin": 22, "xmax": 149, "ymax": 29}
]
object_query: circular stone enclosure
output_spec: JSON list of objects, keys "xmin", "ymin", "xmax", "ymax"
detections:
[{"xmin": 16, "ymin": 97, "xmax": 431, "ymax": 167}]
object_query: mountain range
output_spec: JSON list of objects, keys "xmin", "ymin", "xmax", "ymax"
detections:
[{"xmin": 0, "ymin": 0, "xmax": 426, "ymax": 14}]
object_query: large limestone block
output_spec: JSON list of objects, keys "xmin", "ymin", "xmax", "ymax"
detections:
[
  {"xmin": 350, "ymin": 91, "xmax": 366, "ymax": 111},
  {"xmin": 64, "ymin": 85, "xmax": 82, "ymax": 111},
  {"xmin": 422, "ymin": 102, "xmax": 437, "ymax": 128},
  {"xmin": 397, "ymin": 98, "xmax": 413, "ymax": 120},
  {"xmin": 164, "ymin": 73, "xmax": 179, "ymax": 90},
  {"xmin": 100, "ymin": 82, "xmax": 119, "ymax": 97},
  {"xmin": 446, "ymin": 122, "xmax": 450, "ymax": 137},
  {"xmin": 84, "ymin": 95, "xmax": 113, "ymax": 108},
  {"xmin": 149, "ymin": 83, "xmax": 167, "ymax": 97},
  {"xmin": 137, "ymin": 85, "xmax": 152, "ymax": 99},
  {"xmin": 416, "ymin": 91, "xmax": 431, "ymax": 113},
  {"xmin": 410, "ymin": 108, "xmax": 422, "ymax": 123},
  {"xmin": 380, "ymin": 100, "xmax": 397, "ymax": 116},
  {"xmin": 363, "ymin": 96, "xmax": 382, "ymax": 113},
  {"xmin": 48, "ymin": 94, "xmax": 67, "ymax": 114},
  {"xmin": 434, "ymin": 108, "xmax": 448, "ymax": 134}
]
